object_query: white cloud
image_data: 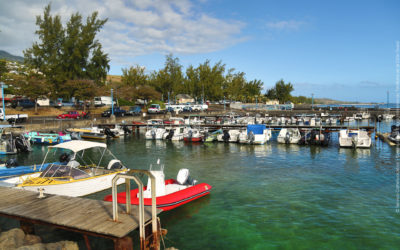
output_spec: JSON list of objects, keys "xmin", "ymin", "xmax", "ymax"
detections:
[
  {"xmin": 266, "ymin": 20, "xmax": 305, "ymax": 31},
  {"xmin": 0, "ymin": 0, "xmax": 246, "ymax": 64}
]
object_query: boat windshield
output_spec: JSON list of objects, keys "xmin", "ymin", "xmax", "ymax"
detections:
[{"xmin": 40, "ymin": 164, "xmax": 90, "ymax": 180}]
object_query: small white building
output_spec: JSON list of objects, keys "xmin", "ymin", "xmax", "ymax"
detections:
[{"xmin": 265, "ymin": 99, "xmax": 279, "ymax": 105}]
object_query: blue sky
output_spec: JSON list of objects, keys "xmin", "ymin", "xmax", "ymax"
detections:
[{"xmin": 1, "ymin": 0, "xmax": 399, "ymax": 102}]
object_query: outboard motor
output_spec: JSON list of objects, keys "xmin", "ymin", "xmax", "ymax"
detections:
[
  {"xmin": 222, "ymin": 130, "xmax": 230, "ymax": 142},
  {"xmin": 14, "ymin": 137, "xmax": 28, "ymax": 152},
  {"xmin": 248, "ymin": 131, "xmax": 255, "ymax": 144},
  {"xmin": 123, "ymin": 126, "xmax": 131, "ymax": 134},
  {"xmin": 151, "ymin": 129, "xmax": 156, "ymax": 139},
  {"xmin": 285, "ymin": 132, "xmax": 291, "ymax": 144},
  {"xmin": 166, "ymin": 130, "xmax": 174, "ymax": 140},
  {"xmin": 59, "ymin": 153, "xmax": 71, "ymax": 164},
  {"xmin": 104, "ymin": 127, "xmax": 116, "ymax": 138},
  {"xmin": 188, "ymin": 130, "xmax": 193, "ymax": 139},
  {"xmin": 70, "ymin": 132, "xmax": 81, "ymax": 140},
  {"xmin": 5, "ymin": 158, "xmax": 18, "ymax": 168},
  {"xmin": 177, "ymin": 168, "xmax": 197, "ymax": 186},
  {"xmin": 107, "ymin": 159, "xmax": 124, "ymax": 170}
]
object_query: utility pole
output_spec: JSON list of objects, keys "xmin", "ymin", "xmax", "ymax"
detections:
[
  {"xmin": 311, "ymin": 93, "xmax": 314, "ymax": 110},
  {"xmin": 387, "ymin": 91, "xmax": 389, "ymax": 109}
]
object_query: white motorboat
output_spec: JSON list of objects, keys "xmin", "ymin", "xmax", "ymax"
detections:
[
  {"xmin": 163, "ymin": 126, "xmax": 186, "ymax": 141},
  {"xmin": 277, "ymin": 128, "xmax": 301, "ymax": 144},
  {"xmin": 0, "ymin": 140, "xmax": 127, "ymax": 196},
  {"xmin": 217, "ymin": 129, "xmax": 241, "ymax": 143},
  {"xmin": 239, "ymin": 125, "xmax": 272, "ymax": 144},
  {"xmin": 339, "ymin": 129, "xmax": 371, "ymax": 148},
  {"xmin": 145, "ymin": 127, "xmax": 167, "ymax": 140}
]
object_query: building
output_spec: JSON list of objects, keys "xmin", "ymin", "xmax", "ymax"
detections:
[{"xmin": 176, "ymin": 94, "xmax": 194, "ymax": 104}]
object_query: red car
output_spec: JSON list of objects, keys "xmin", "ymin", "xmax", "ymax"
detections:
[{"xmin": 57, "ymin": 111, "xmax": 86, "ymax": 119}]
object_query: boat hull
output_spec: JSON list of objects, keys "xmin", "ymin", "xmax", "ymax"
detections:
[
  {"xmin": 17, "ymin": 171, "xmax": 126, "ymax": 197},
  {"xmin": 104, "ymin": 179, "xmax": 212, "ymax": 211}
]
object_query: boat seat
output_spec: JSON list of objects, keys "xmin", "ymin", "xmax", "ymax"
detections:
[{"xmin": 67, "ymin": 160, "xmax": 80, "ymax": 168}]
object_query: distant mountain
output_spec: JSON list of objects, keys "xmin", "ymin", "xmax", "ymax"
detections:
[{"xmin": 0, "ymin": 50, "xmax": 24, "ymax": 62}]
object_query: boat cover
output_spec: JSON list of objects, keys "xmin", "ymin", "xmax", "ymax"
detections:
[{"xmin": 247, "ymin": 125, "xmax": 266, "ymax": 135}]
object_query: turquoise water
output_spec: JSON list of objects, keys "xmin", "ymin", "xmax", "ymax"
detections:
[{"xmin": 1, "ymin": 121, "xmax": 400, "ymax": 249}]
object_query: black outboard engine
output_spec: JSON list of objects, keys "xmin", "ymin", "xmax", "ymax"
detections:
[
  {"xmin": 166, "ymin": 130, "xmax": 174, "ymax": 140},
  {"xmin": 285, "ymin": 132, "xmax": 291, "ymax": 144},
  {"xmin": 70, "ymin": 132, "xmax": 81, "ymax": 140},
  {"xmin": 15, "ymin": 137, "xmax": 28, "ymax": 152},
  {"xmin": 222, "ymin": 130, "xmax": 230, "ymax": 142},
  {"xmin": 104, "ymin": 127, "xmax": 116, "ymax": 138},
  {"xmin": 5, "ymin": 158, "xmax": 18, "ymax": 168},
  {"xmin": 151, "ymin": 130, "xmax": 156, "ymax": 139},
  {"xmin": 123, "ymin": 126, "xmax": 131, "ymax": 134},
  {"xmin": 59, "ymin": 153, "xmax": 71, "ymax": 164}
]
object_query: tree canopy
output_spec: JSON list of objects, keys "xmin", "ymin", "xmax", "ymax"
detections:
[
  {"xmin": 265, "ymin": 79, "xmax": 294, "ymax": 104},
  {"xmin": 23, "ymin": 4, "xmax": 109, "ymax": 99}
]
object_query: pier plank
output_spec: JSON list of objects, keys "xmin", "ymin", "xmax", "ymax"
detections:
[{"xmin": 0, "ymin": 187, "xmax": 161, "ymax": 238}]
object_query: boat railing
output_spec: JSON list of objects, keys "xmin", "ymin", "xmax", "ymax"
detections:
[{"xmin": 111, "ymin": 170, "xmax": 158, "ymax": 250}]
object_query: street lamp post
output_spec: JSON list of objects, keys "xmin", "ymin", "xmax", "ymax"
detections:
[
  {"xmin": 111, "ymin": 88, "xmax": 114, "ymax": 116},
  {"xmin": 311, "ymin": 93, "xmax": 314, "ymax": 110},
  {"xmin": 0, "ymin": 82, "xmax": 8, "ymax": 119}
]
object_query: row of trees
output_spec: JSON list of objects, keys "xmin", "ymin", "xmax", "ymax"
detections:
[
  {"xmin": 1, "ymin": 4, "xmax": 311, "ymax": 108},
  {"xmin": 115, "ymin": 55, "xmax": 264, "ymax": 103}
]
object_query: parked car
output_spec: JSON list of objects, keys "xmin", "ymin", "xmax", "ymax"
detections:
[
  {"xmin": 57, "ymin": 111, "xmax": 87, "ymax": 119},
  {"xmin": 182, "ymin": 106, "xmax": 193, "ymax": 112},
  {"xmin": 101, "ymin": 107, "xmax": 127, "ymax": 117},
  {"xmin": 127, "ymin": 106, "xmax": 142, "ymax": 116},
  {"xmin": 54, "ymin": 98, "xmax": 74, "ymax": 108},
  {"xmin": 147, "ymin": 104, "xmax": 165, "ymax": 114},
  {"xmin": 11, "ymin": 99, "xmax": 36, "ymax": 109}
]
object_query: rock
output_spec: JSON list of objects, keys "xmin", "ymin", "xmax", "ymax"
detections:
[
  {"xmin": 0, "ymin": 228, "xmax": 25, "ymax": 250},
  {"xmin": 24, "ymin": 235, "xmax": 42, "ymax": 245},
  {"xmin": 45, "ymin": 241, "xmax": 79, "ymax": 250},
  {"xmin": 17, "ymin": 243, "xmax": 46, "ymax": 250}
]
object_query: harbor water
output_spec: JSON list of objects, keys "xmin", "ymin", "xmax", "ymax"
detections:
[{"xmin": 1, "ymin": 120, "xmax": 399, "ymax": 249}]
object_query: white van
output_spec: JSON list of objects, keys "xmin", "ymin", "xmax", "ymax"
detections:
[{"xmin": 94, "ymin": 96, "xmax": 116, "ymax": 107}]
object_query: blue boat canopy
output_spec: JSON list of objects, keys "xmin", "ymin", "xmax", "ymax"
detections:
[{"xmin": 247, "ymin": 124, "xmax": 266, "ymax": 135}]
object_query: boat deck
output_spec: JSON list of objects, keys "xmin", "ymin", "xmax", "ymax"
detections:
[{"xmin": 0, "ymin": 186, "xmax": 161, "ymax": 239}]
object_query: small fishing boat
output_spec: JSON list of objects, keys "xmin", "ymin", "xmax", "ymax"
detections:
[
  {"xmin": 145, "ymin": 127, "xmax": 167, "ymax": 140},
  {"xmin": 298, "ymin": 129, "xmax": 330, "ymax": 146},
  {"xmin": 204, "ymin": 129, "xmax": 222, "ymax": 142},
  {"xmin": 339, "ymin": 129, "xmax": 371, "ymax": 148},
  {"xmin": 163, "ymin": 126, "xmax": 187, "ymax": 141},
  {"xmin": 238, "ymin": 125, "xmax": 272, "ymax": 144},
  {"xmin": 2, "ymin": 140, "xmax": 127, "ymax": 196},
  {"xmin": 277, "ymin": 128, "xmax": 301, "ymax": 144},
  {"xmin": 24, "ymin": 131, "xmax": 71, "ymax": 145},
  {"xmin": 104, "ymin": 163, "xmax": 212, "ymax": 211},
  {"xmin": 67, "ymin": 128, "xmax": 107, "ymax": 140},
  {"xmin": 217, "ymin": 129, "xmax": 241, "ymax": 143},
  {"xmin": 388, "ymin": 125, "xmax": 400, "ymax": 144},
  {"xmin": 184, "ymin": 128, "xmax": 204, "ymax": 142}
]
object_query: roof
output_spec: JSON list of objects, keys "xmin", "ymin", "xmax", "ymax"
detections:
[
  {"xmin": 176, "ymin": 94, "xmax": 193, "ymax": 99},
  {"xmin": 49, "ymin": 140, "xmax": 106, "ymax": 153}
]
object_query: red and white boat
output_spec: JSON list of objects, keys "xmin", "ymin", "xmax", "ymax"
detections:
[
  {"xmin": 183, "ymin": 128, "xmax": 204, "ymax": 142},
  {"xmin": 104, "ymin": 165, "xmax": 211, "ymax": 211}
]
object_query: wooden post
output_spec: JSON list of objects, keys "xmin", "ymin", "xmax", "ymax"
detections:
[{"xmin": 114, "ymin": 236, "xmax": 133, "ymax": 250}]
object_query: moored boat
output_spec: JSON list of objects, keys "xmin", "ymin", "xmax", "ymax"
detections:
[
  {"xmin": 3, "ymin": 140, "xmax": 127, "ymax": 196},
  {"xmin": 339, "ymin": 129, "xmax": 371, "ymax": 148},
  {"xmin": 24, "ymin": 131, "xmax": 71, "ymax": 145},
  {"xmin": 277, "ymin": 128, "xmax": 301, "ymax": 144},
  {"xmin": 104, "ymin": 164, "xmax": 211, "ymax": 211},
  {"xmin": 238, "ymin": 125, "xmax": 272, "ymax": 144},
  {"xmin": 388, "ymin": 125, "xmax": 400, "ymax": 144}
]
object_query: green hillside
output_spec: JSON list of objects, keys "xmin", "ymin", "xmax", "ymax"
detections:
[{"xmin": 0, "ymin": 50, "xmax": 24, "ymax": 62}]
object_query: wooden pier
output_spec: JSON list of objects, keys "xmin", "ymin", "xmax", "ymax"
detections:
[{"xmin": 0, "ymin": 186, "xmax": 162, "ymax": 249}]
